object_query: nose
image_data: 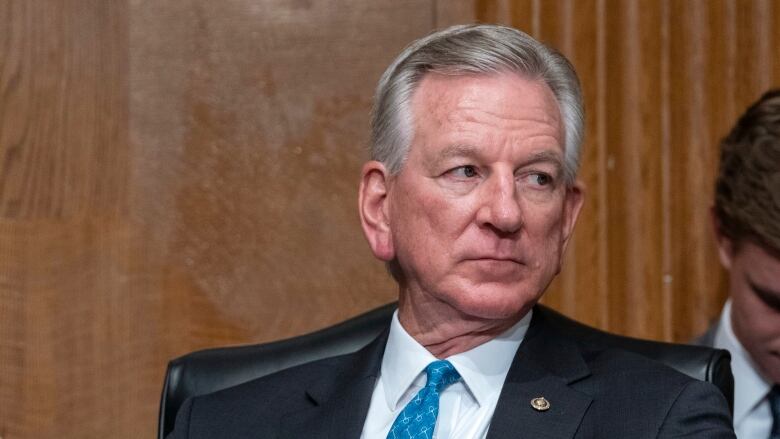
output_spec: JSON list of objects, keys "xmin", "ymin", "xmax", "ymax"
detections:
[{"xmin": 476, "ymin": 173, "xmax": 523, "ymax": 235}]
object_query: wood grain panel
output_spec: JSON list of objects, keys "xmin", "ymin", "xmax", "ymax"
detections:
[
  {"xmin": 0, "ymin": 1, "xmax": 134, "ymax": 438},
  {"xmin": 2, "ymin": 1, "xmax": 779, "ymax": 438},
  {"xmin": 0, "ymin": 218, "xmax": 166, "ymax": 438},
  {"xmin": 0, "ymin": 1, "xmax": 128, "ymax": 221},
  {"xmin": 664, "ymin": 0, "xmax": 715, "ymax": 338},
  {"xmin": 128, "ymin": 0, "xmax": 434, "ymax": 353}
]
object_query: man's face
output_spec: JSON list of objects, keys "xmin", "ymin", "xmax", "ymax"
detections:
[
  {"xmin": 718, "ymin": 238, "xmax": 780, "ymax": 383},
  {"xmin": 381, "ymin": 73, "xmax": 583, "ymax": 320}
]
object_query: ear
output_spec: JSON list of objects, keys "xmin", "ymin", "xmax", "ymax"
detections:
[
  {"xmin": 560, "ymin": 181, "xmax": 585, "ymax": 254},
  {"xmin": 711, "ymin": 207, "xmax": 734, "ymax": 270},
  {"xmin": 359, "ymin": 161, "xmax": 395, "ymax": 261}
]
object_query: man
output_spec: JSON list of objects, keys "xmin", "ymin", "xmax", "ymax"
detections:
[
  {"xmin": 697, "ymin": 90, "xmax": 780, "ymax": 438},
  {"xmin": 168, "ymin": 24, "xmax": 734, "ymax": 438}
]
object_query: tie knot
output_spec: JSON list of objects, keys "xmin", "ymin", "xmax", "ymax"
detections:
[{"xmin": 424, "ymin": 360, "xmax": 461, "ymax": 390}]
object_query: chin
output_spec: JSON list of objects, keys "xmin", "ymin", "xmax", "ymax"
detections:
[{"xmin": 447, "ymin": 286, "xmax": 539, "ymax": 321}]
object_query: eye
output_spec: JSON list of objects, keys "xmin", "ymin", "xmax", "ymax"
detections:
[
  {"xmin": 529, "ymin": 173, "xmax": 552, "ymax": 187},
  {"xmin": 449, "ymin": 165, "xmax": 478, "ymax": 179}
]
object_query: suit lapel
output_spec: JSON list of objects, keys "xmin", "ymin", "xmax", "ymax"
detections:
[
  {"xmin": 279, "ymin": 329, "xmax": 388, "ymax": 439},
  {"xmin": 277, "ymin": 305, "xmax": 595, "ymax": 438},
  {"xmin": 487, "ymin": 306, "xmax": 593, "ymax": 439}
]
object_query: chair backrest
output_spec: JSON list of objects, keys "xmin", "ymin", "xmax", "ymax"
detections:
[{"xmin": 158, "ymin": 303, "xmax": 733, "ymax": 439}]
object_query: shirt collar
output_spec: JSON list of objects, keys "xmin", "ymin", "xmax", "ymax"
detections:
[
  {"xmin": 715, "ymin": 299, "xmax": 773, "ymax": 425},
  {"xmin": 380, "ymin": 309, "xmax": 532, "ymax": 410}
]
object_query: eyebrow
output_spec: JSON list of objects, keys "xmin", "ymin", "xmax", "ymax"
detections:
[
  {"xmin": 436, "ymin": 144, "xmax": 480, "ymax": 161},
  {"xmin": 524, "ymin": 150, "xmax": 565, "ymax": 171},
  {"xmin": 748, "ymin": 278, "xmax": 780, "ymax": 311},
  {"xmin": 435, "ymin": 144, "xmax": 564, "ymax": 171}
]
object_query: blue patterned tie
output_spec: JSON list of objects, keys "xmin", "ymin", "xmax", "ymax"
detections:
[
  {"xmin": 386, "ymin": 360, "xmax": 461, "ymax": 439},
  {"xmin": 770, "ymin": 385, "xmax": 780, "ymax": 439}
]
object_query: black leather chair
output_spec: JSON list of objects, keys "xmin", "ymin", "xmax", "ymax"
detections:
[{"xmin": 158, "ymin": 303, "xmax": 734, "ymax": 439}]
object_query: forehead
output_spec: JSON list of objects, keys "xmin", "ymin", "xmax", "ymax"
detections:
[
  {"xmin": 407, "ymin": 72, "xmax": 564, "ymax": 158},
  {"xmin": 412, "ymin": 73, "xmax": 560, "ymax": 122}
]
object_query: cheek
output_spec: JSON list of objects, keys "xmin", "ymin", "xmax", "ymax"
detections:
[
  {"xmin": 391, "ymin": 188, "xmax": 462, "ymax": 256},
  {"xmin": 525, "ymin": 205, "xmax": 566, "ymax": 249},
  {"xmin": 405, "ymin": 187, "xmax": 475, "ymax": 233}
]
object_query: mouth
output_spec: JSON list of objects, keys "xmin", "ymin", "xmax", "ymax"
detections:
[{"xmin": 464, "ymin": 255, "xmax": 524, "ymax": 264}]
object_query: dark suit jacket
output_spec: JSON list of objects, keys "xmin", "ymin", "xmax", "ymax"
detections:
[{"xmin": 167, "ymin": 305, "xmax": 735, "ymax": 438}]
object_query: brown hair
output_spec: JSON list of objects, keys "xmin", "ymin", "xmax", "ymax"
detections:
[{"xmin": 714, "ymin": 89, "xmax": 780, "ymax": 254}]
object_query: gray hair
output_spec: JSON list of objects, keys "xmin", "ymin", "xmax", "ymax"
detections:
[{"xmin": 370, "ymin": 24, "xmax": 584, "ymax": 185}]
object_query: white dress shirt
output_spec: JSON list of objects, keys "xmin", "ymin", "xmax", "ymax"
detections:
[
  {"xmin": 360, "ymin": 310, "xmax": 531, "ymax": 439},
  {"xmin": 714, "ymin": 300, "xmax": 775, "ymax": 438}
]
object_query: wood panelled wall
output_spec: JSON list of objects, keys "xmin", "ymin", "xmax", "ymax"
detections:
[{"xmin": 0, "ymin": 1, "xmax": 777, "ymax": 437}]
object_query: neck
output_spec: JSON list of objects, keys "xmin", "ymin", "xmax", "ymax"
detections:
[{"xmin": 397, "ymin": 289, "xmax": 530, "ymax": 358}]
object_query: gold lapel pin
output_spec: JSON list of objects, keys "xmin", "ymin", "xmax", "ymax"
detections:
[{"xmin": 531, "ymin": 397, "xmax": 550, "ymax": 411}]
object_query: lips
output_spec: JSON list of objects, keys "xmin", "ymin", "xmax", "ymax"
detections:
[
  {"xmin": 467, "ymin": 258, "xmax": 523, "ymax": 266},
  {"xmin": 463, "ymin": 255, "xmax": 525, "ymax": 265}
]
